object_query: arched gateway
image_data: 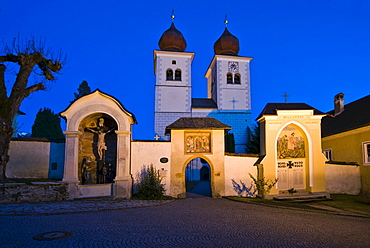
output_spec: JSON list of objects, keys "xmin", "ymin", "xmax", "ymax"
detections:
[
  {"xmin": 60, "ymin": 90, "xmax": 137, "ymax": 199},
  {"xmin": 165, "ymin": 117, "xmax": 231, "ymax": 198}
]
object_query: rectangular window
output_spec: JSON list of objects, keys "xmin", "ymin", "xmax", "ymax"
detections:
[
  {"xmin": 362, "ymin": 142, "xmax": 370, "ymax": 165},
  {"xmin": 323, "ymin": 149, "xmax": 332, "ymax": 161},
  {"xmin": 51, "ymin": 162, "xmax": 58, "ymax": 170}
]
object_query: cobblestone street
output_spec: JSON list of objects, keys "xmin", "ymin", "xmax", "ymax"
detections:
[{"xmin": 1, "ymin": 195, "xmax": 370, "ymax": 247}]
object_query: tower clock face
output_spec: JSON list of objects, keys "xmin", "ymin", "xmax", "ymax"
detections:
[{"xmin": 228, "ymin": 62, "xmax": 239, "ymax": 72}]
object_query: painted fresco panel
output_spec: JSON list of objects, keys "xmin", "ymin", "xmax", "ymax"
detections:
[
  {"xmin": 277, "ymin": 125, "xmax": 305, "ymax": 159},
  {"xmin": 185, "ymin": 132, "xmax": 211, "ymax": 153}
]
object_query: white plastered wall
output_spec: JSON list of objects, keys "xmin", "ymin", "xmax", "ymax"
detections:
[
  {"xmin": 325, "ymin": 164, "xmax": 361, "ymax": 195},
  {"xmin": 131, "ymin": 141, "xmax": 172, "ymax": 195},
  {"xmin": 224, "ymin": 155, "xmax": 258, "ymax": 196},
  {"xmin": 7, "ymin": 141, "xmax": 50, "ymax": 178}
]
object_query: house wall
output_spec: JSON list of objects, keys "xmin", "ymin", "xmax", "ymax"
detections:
[
  {"xmin": 131, "ymin": 141, "xmax": 172, "ymax": 195},
  {"xmin": 325, "ymin": 163, "xmax": 361, "ymax": 195},
  {"xmin": 224, "ymin": 155, "xmax": 258, "ymax": 196},
  {"xmin": 322, "ymin": 125, "xmax": 370, "ymax": 196},
  {"xmin": 7, "ymin": 140, "xmax": 51, "ymax": 178}
]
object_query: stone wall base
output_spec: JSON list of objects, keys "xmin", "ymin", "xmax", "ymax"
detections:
[
  {"xmin": 0, "ymin": 182, "xmax": 69, "ymax": 204},
  {"xmin": 114, "ymin": 178, "xmax": 132, "ymax": 199}
]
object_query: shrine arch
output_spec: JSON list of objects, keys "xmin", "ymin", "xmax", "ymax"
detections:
[{"xmin": 276, "ymin": 122, "xmax": 312, "ymax": 192}]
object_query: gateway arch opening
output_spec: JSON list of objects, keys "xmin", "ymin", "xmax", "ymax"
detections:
[{"xmin": 185, "ymin": 157, "xmax": 211, "ymax": 197}]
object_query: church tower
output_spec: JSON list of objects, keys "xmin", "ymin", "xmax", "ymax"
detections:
[
  {"xmin": 154, "ymin": 15, "xmax": 195, "ymax": 140},
  {"xmin": 203, "ymin": 20, "xmax": 253, "ymax": 153}
]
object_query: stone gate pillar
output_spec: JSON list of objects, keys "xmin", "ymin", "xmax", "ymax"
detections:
[
  {"xmin": 114, "ymin": 130, "xmax": 132, "ymax": 198},
  {"xmin": 62, "ymin": 131, "xmax": 81, "ymax": 182},
  {"xmin": 62, "ymin": 131, "xmax": 81, "ymax": 199}
]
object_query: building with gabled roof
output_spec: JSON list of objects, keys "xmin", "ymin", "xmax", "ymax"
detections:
[
  {"xmin": 256, "ymin": 103, "xmax": 329, "ymax": 198},
  {"xmin": 322, "ymin": 93, "xmax": 370, "ymax": 196}
]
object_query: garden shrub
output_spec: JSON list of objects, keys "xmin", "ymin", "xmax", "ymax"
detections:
[{"xmin": 135, "ymin": 164, "xmax": 165, "ymax": 200}]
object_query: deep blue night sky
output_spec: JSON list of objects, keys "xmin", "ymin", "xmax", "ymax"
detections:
[{"xmin": 2, "ymin": 0, "xmax": 370, "ymax": 139}]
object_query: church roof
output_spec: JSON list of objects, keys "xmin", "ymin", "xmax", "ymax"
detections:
[
  {"xmin": 322, "ymin": 94, "xmax": 370, "ymax": 137},
  {"xmin": 256, "ymin": 103, "xmax": 325, "ymax": 121},
  {"xmin": 165, "ymin": 117, "xmax": 231, "ymax": 134},
  {"xmin": 191, "ymin": 98, "xmax": 218, "ymax": 109}
]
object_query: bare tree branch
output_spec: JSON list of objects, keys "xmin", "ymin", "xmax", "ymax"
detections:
[
  {"xmin": 0, "ymin": 36, "xmax": 65, "ymax": 180},
  {"xmin": 0, "ymin": 54, "xmax": 19, "ymax": 63},
  {"xmin": 24, "ymin": 82, "xmax": 46, "ymax": 96}
]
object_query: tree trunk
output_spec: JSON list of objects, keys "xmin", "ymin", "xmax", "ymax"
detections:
[
  {"xmin": 0, "ymin": 120, "xmax": 13, "ymax": 181},
  {"xmin": 0, "ymin": 48, "xmax": 63, "ymax": 180}
]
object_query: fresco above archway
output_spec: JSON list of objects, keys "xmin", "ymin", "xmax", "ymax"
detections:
[{"xmin": 277, "ymin": 125, "xmax": 305, "ymax": 159}]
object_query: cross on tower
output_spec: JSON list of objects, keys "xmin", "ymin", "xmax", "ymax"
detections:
[
  {"xmin": 282, "ymin": 92, "xmax": 289, "ymax": 103},
  {"xmin": 230, "ymin": 97, "xmax": 238, "ymax": 109},
  {"xmin": 154, "ymin": 134, "xmax": 161, "ymax": 140}
]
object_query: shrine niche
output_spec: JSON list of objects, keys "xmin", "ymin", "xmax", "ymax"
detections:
[
  {"xmin": 276, "ymin": 124, "xmax": 307, "ymax": 190},
  {"xmin": 185, "ymin": 132, "xmax": 211, "ymax": 153},
  {"xmin": 78, "ymin": 114, "xmax": 117, "ymax": 184}
]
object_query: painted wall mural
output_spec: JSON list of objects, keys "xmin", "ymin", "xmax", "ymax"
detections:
[
  {"xmin": 185, "ymin": 132, "xmax": 211, "ymax": 153},
  {"xmin": 277, "ymin": 125, "xmax": 305, "ymax": 159}
]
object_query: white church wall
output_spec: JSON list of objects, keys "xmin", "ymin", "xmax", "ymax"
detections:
[
  {"xmin": 131, "ymin": 141, "xmax": 172, "ymax": 195},
  {"xmin": 219, "ymin": 89, "xmax": 250, "ymax": 110},
  {"xmin": 325, "ymin": 163, "xmax": 361, "ymax": 195},
  {"xmin": 224, "ymin": 155, "xmax": 258, "ymax": 196},
  {"xmin": 7, "ymin": 140, "xmax": 50, "ymax": 178},
  {"xmin": 191, "ymin": 109, "xmax": 214, "ymax": 117},
  {"xmin": 156, "ymin": 87, "xmax": 190, "ymax": 112}
]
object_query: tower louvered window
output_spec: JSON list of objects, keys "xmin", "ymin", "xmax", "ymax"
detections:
[{"xmin": 166, "ymin": 69, "xmax": 173, "ymax": 81}]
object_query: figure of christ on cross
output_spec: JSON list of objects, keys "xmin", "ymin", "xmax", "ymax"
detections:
[{"xmin": 87, "ymin": 118, "xmax": 114, "ymax": 161}]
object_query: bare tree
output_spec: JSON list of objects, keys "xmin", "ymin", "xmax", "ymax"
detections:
[{"xmin": 0, "ymin": 37, "xmax": 65, "ymax": 180}]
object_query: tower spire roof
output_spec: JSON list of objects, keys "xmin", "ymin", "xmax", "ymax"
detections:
[
  {"xmin": 158, "ymin": 10, "xmax": 187, "ymax": 52},
  {"xmin": 214, "ymin": 16, "xmax": 239, "ymax": 55}
]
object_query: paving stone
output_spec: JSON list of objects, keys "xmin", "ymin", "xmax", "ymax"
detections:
[{"xmin": 1, "ymin": 195, "xmax": 370, "ymax": 247}]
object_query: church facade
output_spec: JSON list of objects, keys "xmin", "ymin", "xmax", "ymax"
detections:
[{"xmin": 154, "ymin": 19, "xmax": 252, "ymax": 153}]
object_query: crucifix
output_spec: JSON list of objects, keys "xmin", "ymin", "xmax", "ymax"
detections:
[
  {"xmin": 282, "ymin": 92, "xmax": 289, "ymax": 103},
  {"xmin": 86, "ymin": 118, "xmax": 113, "ymax": 161},
  {"xmin": 230, "ymin": 97, "xmax": 238, "ymax": 110}
]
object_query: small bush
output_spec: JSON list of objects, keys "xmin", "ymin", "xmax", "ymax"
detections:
[
  {"xmin": 135, "ymin": 164, "xmax": 165, "ymax": 200},
  {"xmin": 249, "ymin": 173, "xmax": 278, "ymax": 199}
]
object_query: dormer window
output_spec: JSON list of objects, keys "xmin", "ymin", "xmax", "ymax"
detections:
[
  {"xmin": 175, "ymin": 69, "xmax": 182, "ymax": 81},
  {"xmin": 166, "ymin": 69, "xmax": 173, "ymax": 81}
]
